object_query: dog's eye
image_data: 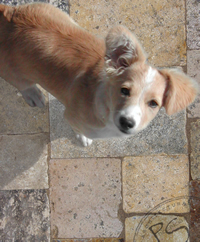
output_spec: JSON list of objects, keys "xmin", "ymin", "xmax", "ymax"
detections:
[
  {"xmin": 121, "ymin": 88, "xmax": 130, "ymax": 96},
  {"xmin": 148, "ymin": 100, "xmax": 158, "ymax": 108}
]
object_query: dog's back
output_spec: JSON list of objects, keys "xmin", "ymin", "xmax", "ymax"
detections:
[{"xmin": 0, "ymin": 3, "xmax": 105, "ymax": 104}]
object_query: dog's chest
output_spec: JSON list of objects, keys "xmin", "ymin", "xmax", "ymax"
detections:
[{"xmin": 85, "ymin": 121, "xmax": 127, "ymax": 139}]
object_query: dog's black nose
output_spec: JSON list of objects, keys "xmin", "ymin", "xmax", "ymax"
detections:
[{"xmin": 119, "ymin": 116, "xmax": 135, "ymax": 131}]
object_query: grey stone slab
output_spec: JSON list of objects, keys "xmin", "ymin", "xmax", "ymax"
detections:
[
  {"xmin": 187, "ymin": 50, "xmax": 200, "ymax": 118},
  {"xmin": 190, "ymin": 119, "xmax": 200, "ymax": 180},
  {"xmin": 0, "ymin": 133, "xmax": 49, "ymax": 190},
  {"xmin": 0, "ymin": 190, "xmax": 50, "ymax": 242},
  {"xmin": 0, "ymin": 0, "xmax": 69, "ymax": 11},
  {"xmin": 49, "ymin": 95, "xmax": 187, "ymax": 158},
  {"xmin": 0, "ymin": 0, "xmax": 48, "ymax": 5},
  {"xmin": 49, "ymin": 158, "xmax": 123, "ymax": 238},
  {"xmin": 186, "ymin": 0, "xmax": 200, "ymax": 50},
  {"xmin": 0, "ymin": 78, "xmax": 49, "ymax": 135},
  {"xmin": 49, "ymin": 0, "xmax": 69, "ymax": 13}
]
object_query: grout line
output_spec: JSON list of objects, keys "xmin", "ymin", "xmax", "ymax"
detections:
[
  {"xmin": 47, "ymin": 89, "xmax": 52, "ymax": 240},
  {"xmin": 118, "ymin": 157, "xmax": 126, "ymax": 239},
  {"xmin": 0, "ymin": 132, "xmax": 50, "ymax": 136}
]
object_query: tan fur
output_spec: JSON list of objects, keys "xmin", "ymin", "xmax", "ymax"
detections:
[
  {"xmin": 159, "ymin": 69, "xmax": 199, "ymax": 115},
  {"xmin": 0, "ymin": 3, "xmax": 198, "ymax": 146}
]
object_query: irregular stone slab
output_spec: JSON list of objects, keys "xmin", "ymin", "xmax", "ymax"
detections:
[
  {"xmin": 53, "ymin": 239, "xmax": 124, "ymax": 242},
  {"xmin": 0, "ymin": 0, "xmax": 48, "ymax": 5},
  {"xmin": 122, "ymin": 155, "xmax": 189, "ymax": 213},
  {"xmin": 49, "ymin": 158, "xmax": 123, "ymax": 238},
  {"xmin": 186, "ymin": 0, "xmax": 200, "ymax": 50},
  {"xmin": 49, "ymin": 0, "xmax": 69, "ymax": 13},
  {"xmin": 189, "ymin": 119, "xmax": 200, "ymax": 180},
  {"xmin": 125, "ymin": 215, "xmax": 189, "ymax": 242},
  {"xmin": 0, "ymin": 78, "xmax": 49, "ymax": 135},
  {"xmin": 189, "ymin": 180, "xmax": 200, "ymax": 241},
  {"xmin": 70, "ymin": 0, "xmax": 186, "ymax": 67},
  {"xmin": 49, "ymin": 95, "xmax": 187, "ymax": 158},
  {"xmin": 0, "ymin": 190, "xmax": 50, "ymax": 242},
  {"xmin": 0, "ymin": 133, "xmax": 49, "ymax": 189},
  {"xmin": 187, "ymin": 50, "xmax": 200, "ymax": 118}
]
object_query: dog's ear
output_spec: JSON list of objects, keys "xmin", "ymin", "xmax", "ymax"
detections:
[
  {"xmin": 105, "ymin": 25, "xmax": 147, "ymax": 74},
  {"xmin": 160, "ymin": 69, "xmax": 199, "ymax": 115},
  {"xmin": 0, "ymin": 5, "xmax": 14, "ymax": 22}
]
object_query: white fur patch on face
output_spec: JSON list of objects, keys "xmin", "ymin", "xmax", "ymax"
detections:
[
  {"xmin": 119, "ymin": 105, "xmax": 142, "ymax": 129},
  {"xmin": 145, "ymin": 66, "xmax": 157, "ymax": 84}
]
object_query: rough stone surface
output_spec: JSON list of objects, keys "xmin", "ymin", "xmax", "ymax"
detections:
[
  {"xmin": 187, "ymin": 50, "xmax": 200, "ymax": 118},
  {"xmin": 190, "ymin": 180, "xmax": 200, "ymax": 242},
  {"xmin": 0, "ymin": 0, "xmax": 198, "ymax": 241},
  {"xmin": 0, "ymin": 190, "xmax": 50, "ymax": 242},
  {"xmin": 0, "ymin": 133, "xmax": 49, "ymax": 190},
  {"xmin": 53, "ymin": 240, "xmax": 124, "ymax": 242},
  {"xmin": 49, "ymin": 158, "xmax": 123, "ymax": 238},
  {"xmin": 0, "ymin": 78, "xmax": 49, "ymax": 135},
  {"xmin": 49, "ymin": 0, "xmax": 69, "ymax": 13},
  {"xmin": 70, "ymin": 0, "xmax": 186, "ymax": 67},
  {"xmin": 186, "ymin": 0, "xmax": 200, "ymax": 50},
  {"xmin": 0, "ymin": 0, "xmax": 48, "ymax": 5},
  {"xmin": 122, "ymin": 155, "xmax": 189, "ymax": 213},
  {"xmin": 125, "ymin": 215, "xmax": 189, "ymax": 242},
  {"xmin": 189, "ymin": 119, "xmax": 200, "ymax": 180},
  {"xmin": 50, "ymin": 95, "xmax": 187, "ymax": 158}
]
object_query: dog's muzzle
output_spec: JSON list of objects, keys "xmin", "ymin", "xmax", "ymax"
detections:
[{"xmin": 119, "ymin": 116, "xmax": 135, "ymax": 134}]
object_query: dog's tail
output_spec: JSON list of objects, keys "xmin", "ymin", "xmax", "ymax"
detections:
[{"xmin": 0, "ymin": 4, "xmax": 15, "ymax": 22}]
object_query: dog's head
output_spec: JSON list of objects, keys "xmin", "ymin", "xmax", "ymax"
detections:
[{"xmin": 105, "ymin": 25, "xmax": 198, "ymax": 135}]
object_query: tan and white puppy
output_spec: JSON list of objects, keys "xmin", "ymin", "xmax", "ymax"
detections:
[{"xmin": 0, "ymin": 3, "xmax": 198, "ymax": 146}]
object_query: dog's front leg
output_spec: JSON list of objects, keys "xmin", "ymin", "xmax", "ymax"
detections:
[
  {"xmin": 64, "ymin": 110, "xmax": 93, "ymax": 146},
  {"xmin": 76, "ymin": 134, "xmax": 93, "ymax": 147},
  {"xmin": 20, "ymin": 85, "xmax": 45, "ymax": 108}
]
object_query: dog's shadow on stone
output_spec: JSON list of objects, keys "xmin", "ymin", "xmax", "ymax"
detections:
[
  {"xmin": 48, "ymin": 94, "xmax": 84, "ymax": 148},
  {"xmin": 0, "ymin": 79, "xmax": 49, "ymax": 189},
  {"xmin": 49, "ymin": 95, "xmax": 188, "ymax": 158},
  {"xmin": 0, "ymin": 79, "xmax": 188, "ymax": 188}
]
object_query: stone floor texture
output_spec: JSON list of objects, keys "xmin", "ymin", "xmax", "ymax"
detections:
[{"xmin": 0, "ymin": 0, "xmax": 200, "ymax": 241}]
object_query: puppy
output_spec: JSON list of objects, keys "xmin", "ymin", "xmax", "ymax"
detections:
[{"xmin": 0, "ymin": 3, "xmax": 198, "ymax": 146}]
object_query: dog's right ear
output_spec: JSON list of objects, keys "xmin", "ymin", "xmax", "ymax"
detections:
[{"xmin": 105, "ymin": 25, "xmax": 147, "ymax": 74}]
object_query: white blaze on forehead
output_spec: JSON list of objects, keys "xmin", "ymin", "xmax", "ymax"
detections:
[{"xmin": 145, "ymin": 66, "xmax": 157, "ymax": 84}]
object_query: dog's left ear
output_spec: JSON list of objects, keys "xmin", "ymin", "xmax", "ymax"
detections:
[
  {"xmin": 105, "ymin": 25, "xmax": 147, "ymax": 74},
  {"xmin": 160, "ymin": 69, "xmax": 199, "ymax": 115}
]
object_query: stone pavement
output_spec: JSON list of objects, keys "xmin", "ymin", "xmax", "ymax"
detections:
[{"xmin": 0, "ymin": 0, "xmax": 200, "ymax": 241}]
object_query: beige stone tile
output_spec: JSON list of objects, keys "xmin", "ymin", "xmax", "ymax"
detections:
[
  {"xmin": 70, "ymin": 0, "xmax": 186, "ymax": 67},
  {"xmin": 0, "ymin": 78, "xmax": 49, "ymax": 135},
  {"xmin": 186, "ymin": 0, "xmax": 200, "ymax": 50},
  {"xmin": 190, "ymin": 119, "xmax": 200, "ymax": 180},
  {"xmin": 125, "ymin": 214, "xmax": 189, "ymax": 242},
  {"xmin": 49, "ymin": 95, "xmax": 187, "ymax": 158},
  {"xmin": 0, "ymin": 134, "xmax": 49, "ymax": 190},
  {"xmin": 122, "ymin": 155, "xmax": 189, "ymax": 213},
  {"xmin": 187, "ymin": 50, "xmax": 200, "ymax": 118},
  {"xmin": 49, "ymin": 158, "xmax": 122, "ymax": 238}
]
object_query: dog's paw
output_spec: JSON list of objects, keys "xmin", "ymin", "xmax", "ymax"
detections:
[
  {"xmin": 20, "ymin": 85, "xmax": 45, "ymax": 108},
  {"xmin": 76, "ymin": 134, "xmax": 93, "ymax": 147}
]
